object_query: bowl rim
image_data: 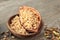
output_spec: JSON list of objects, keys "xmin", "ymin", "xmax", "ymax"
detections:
[{"xmin": 7, "ymin": 14, "xmax": 42, "ymax": 37}]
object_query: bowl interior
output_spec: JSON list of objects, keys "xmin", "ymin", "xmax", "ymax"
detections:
[
  {"xmin": 8, "ymin": 14, "xmax": 19, "ymax": 26},
  {"xmin": 7, "ymin": 14, "xmax": 40, "ymax": 37}
]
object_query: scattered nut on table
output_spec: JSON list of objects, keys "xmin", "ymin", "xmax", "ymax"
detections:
[{"xmin": 44, "ymin": 27, "xmax": 60, "ymax": 40}]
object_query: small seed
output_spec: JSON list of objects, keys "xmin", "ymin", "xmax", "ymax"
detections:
[
  {"xmin": 11, "ymin": 36, "xmax": 15, "ymax": 39},
  {"xmin": 53, "ymin": 31, "xmax": 59, "ymax": 36}
]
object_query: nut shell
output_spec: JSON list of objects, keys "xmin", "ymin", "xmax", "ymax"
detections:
[{"xmin": 19, "ymin": 6, "xmax": 41, "ymax": 33}]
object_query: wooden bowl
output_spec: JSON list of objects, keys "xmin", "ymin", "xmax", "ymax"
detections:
[{"xmin": 7, "ymin": 14, "xmax": 42, "ymax": 38}]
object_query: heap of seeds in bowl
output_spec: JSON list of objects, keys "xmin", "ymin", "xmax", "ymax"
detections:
[
  {"xmin": 19, "ymin": 6, "xmax": 41, "ymax": 33},
  {"xmin": 10, "ymin": 6, "xmax": 41, "ymax": 36},
  {"xmin": 10, "ymin": 16, "xmax": 28, "ymax": 35}
]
